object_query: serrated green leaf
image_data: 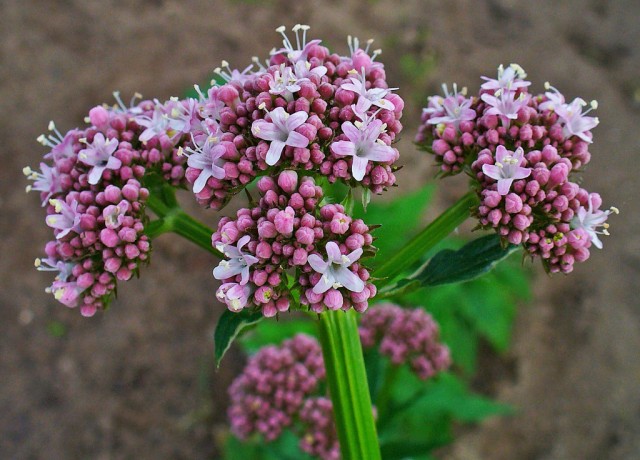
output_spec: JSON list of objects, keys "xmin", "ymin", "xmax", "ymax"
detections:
[
  {"xmin": 418, "ymin": 234, "xmax": 519, "ymax": 287},
  {"xmin": 214, "ymin": 309, "xmax": 264, "ymax": 367}
]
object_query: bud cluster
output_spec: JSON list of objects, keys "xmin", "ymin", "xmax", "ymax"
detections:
[
  {"xmin": 416, "ymin": 64, "xmax": 617, "ymax": 273},
  {"xmin": 212, "ymin": 170, "xmax": 377, "ymax": 316},
  {"xmin": 185, "ymin": 25, "xmax": 404, "ymax": 210},
  {"xmin": 359, "ymin": 303, "xmax": 451, "ymax": 380},
  {"xmin": 26, "ymin": 95, "xmax": 193, "ymax": 315}
]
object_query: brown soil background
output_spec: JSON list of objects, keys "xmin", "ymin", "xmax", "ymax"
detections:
[{"xmin": 2, "ymin": 1, "xmax": 638, "ymax": 459}]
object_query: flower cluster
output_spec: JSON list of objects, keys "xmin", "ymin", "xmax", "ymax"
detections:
[
  {"xmin": 228, "ymin": 334, "xmax": 326, "ymax": 444},
  {"xmin": 212, "ymin": 170, "xmax": 377, "ymax": 316},
  {"xmin": 416, "ymin": 64, "xmax": 617, "ymax": 273},
  {"xmin": 298, "ymin": 397, "xmax": 340, "ymax": 460},
  {"xmin": 185, "ymin": 25, "xmax": 404, "ymax": 209},
  {"xmin": 25, "ymin": 94, "xmax": 194, "ymax": 315},
  {"xmin": 359, "ymin": 303, "xmax": 451, "ymax": 380}
]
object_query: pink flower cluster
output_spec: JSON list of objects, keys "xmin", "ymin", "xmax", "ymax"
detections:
[
  {"xmin": 416, "ymin": 64, "xmax": 617, "ymax": 273},
  {"xmin": 299, "ymin": 397, "xmax": 340, "ymax": 460},
  {"xmin": 359, "ymin": 303, "xmax": 451, "ymax": 380},
  {"xmin": 185, "ymin": 25, "xmax": 404, "ymax": 209},
  {"xmin": 228, "ymin": 334, "xmax": 326, "ymax": 443},
  {"xmin": 26, "ymin": 95, "xmax": 194, "ymax": 315},
  {"xmin": 212, "ymin": 170, "xmax": 377, "ymax": 316}
]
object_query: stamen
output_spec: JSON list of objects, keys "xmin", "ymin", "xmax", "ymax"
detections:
[{"xmin": 610, "ymin": 206, "xmax": 620, "ymax": 214}]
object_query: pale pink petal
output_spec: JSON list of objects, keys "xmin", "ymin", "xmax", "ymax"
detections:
[
  {"xmin": 366, "ymin": 144, "xmax": 395, "ymax": 162},
  {"xmin": 286, "ymin": 111, "xmax": 309, "ymax": 130},
  {"xmin": 192, "ymin": 170, "xmax": 211, "ymax": 193},
  {"xmin": 266, "ymin": 140, "xmax": 286, "ymax": 166},
  {"xmin": 345, "ymin": 248, "xmax": 363, "ymax": 265},
  {"xmin": 286, "ymin": 131, "xmax": 310, "ymax": 148},
  {"xmin": 326, "ymin": 242, "xmax": 342, "ymax": 263},
  {"xmin": 331, "ymin": 140, "xmax": 356, "ymax": 158},
  {"xmin": 351, "ymin": 156, "xmax": 369, "ymax": 181},
  {"xmin": 335, "ymin": 268, "xmax": 365, "ymax": 293},
  {"xmin": 252, "ymin": 120, "xmax": 282, "ymax": 142},
  {"xmin": 312, "ymin": 275, "xmax": 333, "ymax": 295},
  {"xmin": 308, "ymin": 254, "xmax": 328, "ymax": 273},
  {"xmin": 340, "ymin": 121, "xmax": 361, "ymax": 141},
  {"xmin": 497, "ymin": 178, "xmax": 514, "ymax": 195}
]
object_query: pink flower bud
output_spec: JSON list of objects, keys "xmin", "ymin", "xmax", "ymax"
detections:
[
  {"xmin": 256, "ymin": 242, "xmax": 273, "ymax": 259},
  {"xmin": 89, "ymin": 106, "xmax": 110, "ymax": 128},
  {"xmin": 258, "ymin": 221, "xmax": 277, "ymax": 239},
  {"xmin": 505, "ymin": 193, "xmax": 523, "ymax": 214},
  {"xmin": 277, "ymin": 170, "xmax": 298, "ymax": 194},
  {"xmin": 323, "ymin": 289, "xmax": 343, "ymax": 310},
  {"xmin": 295, "ymin": 226, "xmax": 315, "ymax": 245},
  {"xmin": 293, "ymin": 248, "xmax": 308, "ymax": 265},
  {"xmin": 100, "ymin": 228, "xmax": 119, "ymax": 248},
  {"xmin": 330, "ymin": 213, "xmax": 350, "ymax": 235}
]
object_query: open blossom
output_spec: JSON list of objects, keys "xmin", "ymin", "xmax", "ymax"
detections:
[
  {"xmin": 293, "ymin": 59, "xmax": 327, "ymax": 80},
  {"xmin": 341, "ymin": 69, "xmax": 395, "ymax": 112},
  {"xmin": 482, "ymin": 146, "xmax": 532, "ymax": 195},
  {"xmin": 216, "ymin": 282, "xmax": 253, "ymax": 312},
  {"xmin": 213, "ymin": 235, "xmax": 259, "ymax": 285},
  {"xmin": 251, "ymin": 107, "xmax": 309, "ymax": 165},
  {"xmin": 135, "ymin": 105, "xmax": 169, "ymax": 143},
  {"xmin": 78, "ymin": 133, "xmax": 121, "ymax": 185},
  {"xmin": 480, "ymin": 63, "xmax": 531, "ymax": 92},
  {"xmin": 538, "ymin": 83, "xmax": 566, "ymax": 112},
  {"xmin": 555, "ymin": 98, "xmax": 599, "ymax": 143},
  {"xmin": 426, "ymin": 94, "xmax": 476, "ymax": 129},
  {"xmin": 23, "ymin": 164, "xmax": 62, "ymax": 206},
  {"xmin": 571, "ymin": 194, "xmax": 618, "ymax": 249},
  {"xmin": 45, "ymin": 199, "xmax": 82, "ymax": 239},
  {"xmin": 271, "ymin": 24, "xmax": 321, "ymax": 62},
  {"xmin": 331, "ymin": 119, "xmax": 396, "ymax": 181},
  {"xmin": 308, "ymin": 241, "xmax": 364, "ymax": 294},
  {"xmin": 481, "ymin": 90, "xmax": 530, "ymax": 127},
  {"xmin": 181, "ymin": 136, "xmax": 226, "ymax": 193},
  {"xmin": 268, "ymin": 64, "xmax": 301, "ymax": 101}
]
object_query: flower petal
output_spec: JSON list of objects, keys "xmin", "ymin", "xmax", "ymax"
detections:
[
  {"xmin": 192, "ymin": 170, "xmax": 212, "ymax": 193},
  {"xmin": 265, "ymin": 140, "xmax": 286, "ymax": 166},
  {"xmin": 252, "ymin": 120, "xmax": 282, "ymax": 142},
  {"xmin": 325, "ymin": 242, "xmax": 342, "ymax": 263},
  {"xmin": 334, "ymin": 267, "xmax": 365, "ymax": 293},
  {"xmin": 312, "ymin": 274, "xmax": 334, "ymax": 295},
  {"xmin": 286, "ymin": 111, "xmax": 309, "ymax": 130},
  {"xmin": 308, "ymin": 254, "xmax": 328, "ymax": 273},
  {"xmin": 331, "ymin": 140, "xmax": 356, "ymax": 158},
  {"xmin": 351, "ymin": 156, "xmax": 369, "ymax": 181},
  {"xmin": 365, "ymin": 144, "xmax": 395, "ymax": 162},
  {"xmin": 497, "ymin": 178, "xmax": 514, "ymax": 195},
  {"xmin": 286, "ymin": 131, "xmax": 310, "ymax": 148}
]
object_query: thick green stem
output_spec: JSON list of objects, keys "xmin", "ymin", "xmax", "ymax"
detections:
[
  {"xmin": 145, "ymin": 192, "xmax": 222, "ymax": 258},
  {"xmin": 318, "ymin": 310, "xmax": 381, "ymax": 460},
  {"xmin": 375, "ymin": 191, "xmax": 479, "ymax": 284}
]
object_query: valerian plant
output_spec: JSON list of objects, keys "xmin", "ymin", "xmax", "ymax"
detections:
[{"xmin": 26, "ymin": 24, "xmax": 616, "ymax": 459}]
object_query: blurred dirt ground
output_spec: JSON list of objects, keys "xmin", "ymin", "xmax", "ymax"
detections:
[{"xmin": 1, "ymin": 1, "xmax": 639, "ymax": 459}]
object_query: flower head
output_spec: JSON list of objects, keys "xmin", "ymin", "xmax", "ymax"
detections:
[
  {"xmin": 307, "ymin": 241, "xmax": 364, "ymax": 294},
  {"xmin": 268, "ymin": 64, "xmax": 302, "ymax": 101},
  {"xmin": 251, "ymin": 107, "xmax": 309, "ymax": 165},
  {"xmin": 482, "ymin": 146, "xmax": 532, "ymax": 195},
  {"xmin": 213, "ymin": 235, "xmax": 259, "ymax": 285},
  {"xmin": 78, "ymin": 133, "xmax": 121, "ymax": 185},
  {"xmin": 331, "ymin": 118, "xmax": 396, "ymax": 181},
  {"xmin": 216, "ymin": 282, "xmax": 253, "ymax": 312}
]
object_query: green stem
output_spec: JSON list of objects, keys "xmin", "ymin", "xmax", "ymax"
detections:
[
  {"xmin": 145, "ymin": 191, "xmax": 222, "ymax": 258},
  {"xmin": 375, "ymin": 362, "xmax": 401, "ymax": 422},
  {"xmin": 318, "ymin": 310, "xmax": 381, "ymax": 460},
  {"xmin": 375, "ymin": 191, "xmax": 479, "ymax": 284}
]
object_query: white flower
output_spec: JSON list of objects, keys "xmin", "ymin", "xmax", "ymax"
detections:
[{"xmin": 307, "ymin": 242, "xmax": 365, "ymax": 294}]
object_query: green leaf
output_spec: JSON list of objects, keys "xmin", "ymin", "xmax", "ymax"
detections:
[
  {"xmin": 214, "ymin": 309, "xmax": 264, "ymax": 367},
  {"xmin": 418, "ymin": 234, "xmax": 519, "ymax": 287}
]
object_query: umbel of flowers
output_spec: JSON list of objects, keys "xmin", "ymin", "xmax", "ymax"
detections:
[
  {"xmin": 25, "ymin": 94, "xmax": 199, "ymax": 316},
  {"xmin": 416, "ymin": 64, "xmax": 618, "ymax": 273},
  {"xmin": 228, "ymin": 305, "xmax": 451, "ymax": 459},
  {"xmin": 212, "ymin": 170, "xmax": 377, "ymax": 316},
  {"xmin": 184, "ymin": 25, "xmax": 404, "ymax": 210}
]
